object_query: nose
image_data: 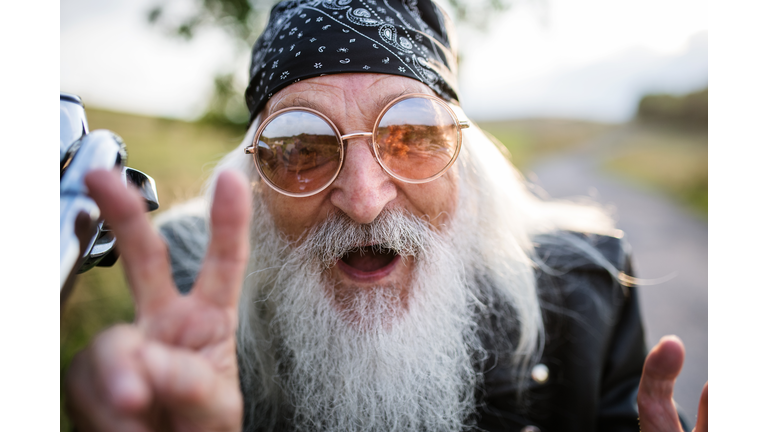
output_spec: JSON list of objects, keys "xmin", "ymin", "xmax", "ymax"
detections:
[{"xmin": 329, "ymin": 137, "xmax": 397, "ymax": 224}]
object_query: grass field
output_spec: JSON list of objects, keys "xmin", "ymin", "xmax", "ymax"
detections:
[
  {"xmin": 601, "ymin": 123, "xmax": 708, "ymax": 217},
  {"xmin": 60, "ymin": 108, "xmax": 706, "ymax": 431},
  {"xmin": 83, "ymin": 108, "xmax": 245, "ymax": 207},
  {"xmin": 479, "ymin": 118, "xmax": 707, "ymax": 217},
  {"xmin": 477, "ymin": 118, "xmax": 613, "ymax": 170}
]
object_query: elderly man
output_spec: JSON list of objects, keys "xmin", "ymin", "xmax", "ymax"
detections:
[{"xmin": 65, "ymin": 1, "xmax": 707, "ymax": 431}]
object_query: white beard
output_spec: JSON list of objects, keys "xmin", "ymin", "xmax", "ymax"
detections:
[{"xmin": 237, "ymin": 203, "xmax": 484, "ymax": 432}]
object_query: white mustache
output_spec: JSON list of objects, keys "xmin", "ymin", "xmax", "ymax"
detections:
[{"xmin": 302, "ymin": 209, "xmax": 434, "ymax": 268}]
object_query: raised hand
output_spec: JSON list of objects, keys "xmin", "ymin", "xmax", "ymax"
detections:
[
  {"xmin": 65, "ymin": 168, "xmax": 252, "ymax": 432},
  {"xmin": 637, "ymin": 335, "xmax": 708, "ymax": 432}
]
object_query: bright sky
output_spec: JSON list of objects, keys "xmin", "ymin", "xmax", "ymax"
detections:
[
  {"xmin": 456, "ymin": 0, "xmax": 708, "ymax": 121},
  {"xmin": 60, "ymin": 0, "xmax": 708, "ymax": 122}
]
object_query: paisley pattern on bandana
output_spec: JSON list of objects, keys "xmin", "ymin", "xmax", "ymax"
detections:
[{"xmin": 245, "ymin": 0, "xmax": 460, "ymax": 123}]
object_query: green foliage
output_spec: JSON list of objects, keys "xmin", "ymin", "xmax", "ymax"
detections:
[
  {"xmin": 146, "ymin": 0, "xmax": 280, "ymax": 128},
  {"xmin": 147, "ymin": 0, "xmax": 276, "ymax": 47},
  {"xmin": 146, "ymin": 0, "xmax": 517, "ymax": 46},
  {"xmin": 83, "ymin": 108, "xmax": 244, "ymax": 206},
  {"xmin": 197, "ymin": 72, "xmax": 252, "ymax": 130},
  {"xmin": 444, "ymin": 0, "xmax": 515, "ymax": 30},
  {"xmin": 636, "ymin": 88, "xmax": 708, "ymax": 129}
]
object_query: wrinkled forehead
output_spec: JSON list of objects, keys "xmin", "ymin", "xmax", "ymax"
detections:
[{"xmin": 259, "ymin": 73, "xmax": 437, "ymax": 122}]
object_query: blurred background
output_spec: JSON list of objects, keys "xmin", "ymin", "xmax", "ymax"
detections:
[{"xmin": 60, "ymin": 0, "xmax": 707, "ymax": 430}]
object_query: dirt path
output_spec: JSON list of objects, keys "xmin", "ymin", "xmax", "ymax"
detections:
[{"xmin": 528, "ymin": 128, "xmax": 708, "ymax": 423}]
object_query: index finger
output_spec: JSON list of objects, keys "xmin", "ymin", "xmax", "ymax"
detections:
[
  {"xmin": 86, "ymin": 169, "xmax": 177, "ymax": 315},
  {"xmin": 193, "ymin": 170, "xmax": 252, "ymax": 308}
]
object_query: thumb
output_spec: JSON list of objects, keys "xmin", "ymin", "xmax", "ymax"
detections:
[{"xmin": 637, "ymin": 335, "xmax": 686, "ymax": 432}]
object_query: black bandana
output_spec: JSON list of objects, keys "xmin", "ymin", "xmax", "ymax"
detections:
[{"xmin": 245, "ymin": 0, "xmax": 460, "ymax": 123}]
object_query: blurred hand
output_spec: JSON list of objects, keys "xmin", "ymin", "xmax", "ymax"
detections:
[
  {"xmin": 637, "ymin": 335, "xmax": 708, "ymax": 432},
  {"xmin": 65, "ymin": 168, "xmax": 252, "ymax": 432}
]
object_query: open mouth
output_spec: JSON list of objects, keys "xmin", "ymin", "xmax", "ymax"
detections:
[{"xmin": 335, "ymin": 244, "xmax": 401, "ymax": 281}]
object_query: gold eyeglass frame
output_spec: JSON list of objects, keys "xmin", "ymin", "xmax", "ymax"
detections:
[{"xmin": 244, "ymin": 93, "xmax": 470, "ymax": 198}]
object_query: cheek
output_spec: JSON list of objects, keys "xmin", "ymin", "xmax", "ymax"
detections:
[
  {"xmin": 262, "ymin": 188, "xmax": 330, "ymax": 241},
  {"xmin": 400, "ymin": 168, "xmax": 459, "ymax": 229}
]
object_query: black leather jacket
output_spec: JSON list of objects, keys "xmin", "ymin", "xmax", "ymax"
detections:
[{"xmin": 474, "ymin": 233, "xmax": 688, "ymax": 432}]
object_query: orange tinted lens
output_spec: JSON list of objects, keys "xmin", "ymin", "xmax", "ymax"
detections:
[
  {"xmin": 256, "ymin": 111, "xmax": 341, "ymax": 195},
  {"xmin": 374, "ymin": 97, "xmax": 459, "ymax": 181}
]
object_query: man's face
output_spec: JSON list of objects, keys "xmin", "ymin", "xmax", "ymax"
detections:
[{"xmin": 258, "ymin": 73, "xmax": 460, "ymax": 306}]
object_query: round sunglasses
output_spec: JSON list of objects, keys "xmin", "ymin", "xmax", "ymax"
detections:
[{"xmin": 244, "ymin": 94, "xmax": 470, "ymax": 197}]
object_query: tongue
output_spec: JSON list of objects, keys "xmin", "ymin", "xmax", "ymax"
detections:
[{"xmin": 342, "ymin": 246, "xmax": 397, "ymax": 272}]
